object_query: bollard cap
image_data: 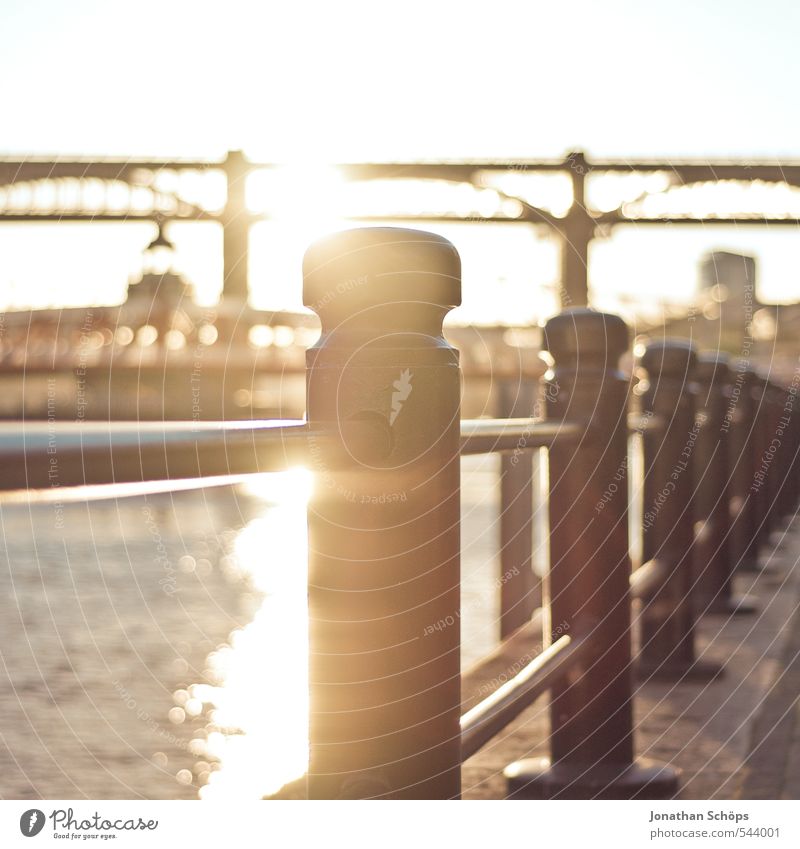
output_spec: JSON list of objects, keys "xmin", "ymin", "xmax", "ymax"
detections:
[
  {"xmin": 640, "ymin": 338, "xmax": 697, "ymax": 379},
  {"xmin": 542, "ymin": 308, "xmax": 629, "ymax": 368},
  {"xmin": 303, "ymin": 227, "xmax": 461, "ymax": 320},
  {"xmin": 695, "ymin": 351, "xmax": 731, "ymax": 386}
]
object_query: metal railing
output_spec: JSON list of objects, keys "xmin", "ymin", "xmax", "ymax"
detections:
[{"xmin": 2, "ymin": 226, "xmax": 797, "ymax": 800}]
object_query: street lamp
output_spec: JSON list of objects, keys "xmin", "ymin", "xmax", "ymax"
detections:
[
  {"xmin": 141, "ymin": 220, "xmax": 177, "ymax": 276},
  {"xmin": 125, "ymin": 220, "xmax": 195, "ymax": 340}
]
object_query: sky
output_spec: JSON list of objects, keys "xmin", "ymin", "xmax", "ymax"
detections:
[{"xmin": 1, "ymin": 0, "xmax": 800, "ymax": 318}]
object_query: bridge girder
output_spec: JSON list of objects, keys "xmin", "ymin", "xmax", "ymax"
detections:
[{"xmin": 2, "ymin": 151, "xmax": 800, "ymax": 305}]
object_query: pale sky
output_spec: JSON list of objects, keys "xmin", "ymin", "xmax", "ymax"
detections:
[{"xmin": 2, "ymin": 0, "xmax": 800, "ymax": 318}]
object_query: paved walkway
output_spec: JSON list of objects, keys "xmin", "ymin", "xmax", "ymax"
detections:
[{"xmin": 462, "ymin": 511, "xmax": 800, "ymax": 799}]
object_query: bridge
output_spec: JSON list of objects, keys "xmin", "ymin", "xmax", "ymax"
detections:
[
  {"xmin": 3, "ymin": 150, "xmax": 800, "ymax": 306},
  {"xmin": 2, "ymin": 150, "xmax": 799, "ymax": 424}
]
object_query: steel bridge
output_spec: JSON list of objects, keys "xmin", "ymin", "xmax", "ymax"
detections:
[{"xmin": 2, "ymin": 150, "xmax": 800, "ymax": 306}]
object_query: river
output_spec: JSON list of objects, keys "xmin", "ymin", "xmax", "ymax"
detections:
[{"xmin": 0, "ymin": 455, "xmax": 513, "ymax": 799}]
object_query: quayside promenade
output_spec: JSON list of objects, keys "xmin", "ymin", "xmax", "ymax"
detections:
[{"xmin": 462, "ymin": 514, "xmax": 800, "ymax": 800}]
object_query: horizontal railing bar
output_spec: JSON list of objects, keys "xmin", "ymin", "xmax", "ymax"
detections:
[
  {"xmin": 460, "ymin": 630, "xmax": 592, "ymax": 760},
  {"xmin": 630, "ymin": 558, "xmax": 670, "ymax": 600},
  {"xmin": 0, "ymin": 418, "xmax": 389, "ymax": 491},
  {"xmin": 462, "ymin": 610, "xmax": 545, "ymax": 705},
  {"xmin": 460, "ymin": 418, "xmax": 582, "ymax": 455},
  {"xmin": 0, "ymin": 473, "xmax": 265, "ymax": 505}
]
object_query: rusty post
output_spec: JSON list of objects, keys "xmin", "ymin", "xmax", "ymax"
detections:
[
  {"xmin": 505, "ymin": 308, "xmax": 679, "ymax": 799},
  {"xmin": 304, "ymin": 227, "xmax": 462, "ymax": 799},
  {"xmin": 693, "ymin": 353, "xmax": 756, "ymax": 616},
  {"xmin": 636, "ymin": 340, "xmax": 722, "ymax": 681}
]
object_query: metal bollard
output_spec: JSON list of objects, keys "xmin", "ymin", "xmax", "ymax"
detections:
[
  {"xmin": 505, "ymin": 308, "xmax": 679, "ymax": 799},
  {"xmin": 764, "ymin": 379, "xmax": 790, "ymax": 527},
  {"xmin": 729, "ymin": 366, "xmax": 761, "ymax": 572},
  {"xmin": 770, "ymin": 381, "xmax": 791, "ymax": 520},
  {"xmin": 786, "ymin": 379, "xmax": 800, "ymax": 511},
  {"xmin": 776, "ymin": 378, "xmax": 800, "ymax": 516},
  {"xmin": 636, "ymin": 340, "xmax": 722, "ymax": 681},
  {"xmin": 693, "ymin": 353, "xmax": 756, "ymax": 616},
  {"xmin": 749, "ymin": 373, "xmax": 771, "ymax": 549},
  {"xmin": 304, "ymin": 227, "xmax": 462, "ymax": 799}
]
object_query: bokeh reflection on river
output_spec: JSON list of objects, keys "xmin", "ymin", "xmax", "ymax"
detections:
[{"xmin": 192, "ymin": 470, "xmax": 312, "ymax": 799}]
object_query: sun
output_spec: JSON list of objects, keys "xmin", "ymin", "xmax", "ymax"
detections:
[{"xmin": 249, "ymin": 164, "xmax": 349, "ymax": 237}]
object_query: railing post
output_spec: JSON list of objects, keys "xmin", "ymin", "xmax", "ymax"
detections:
[
  {"xmin": 750, "ymin": 373, "xmax": 771, "ymax": 549},
  {"xmin": 304, "ymin": 227, "xmax": 463, "ymax": 799},
  {"xmin": 505, "ymin": 308, "xmax": 679, "ymax": 799},
  {"xmin": 787, "ymin": 379, "xmax": 800, "ymax": 511},
  {"xmin": 764, "ymin": 379, "xmax": 789, "ymax": 527},
  {"xmin": 778, "ymin": 377, "xmax": 800, "ymax": 516},
  {"xmin": 636, "ymin": 339, "xmax": 722, "ymax": 681},
  {"xmin": 729, "ymin": 367, "xmax": 761, "ymax": 572},
  {"xmin": 693, "ymin": 352, "xmax": 756, "ymax": 616},
  {"xmin": 771, "ymin": 380, "xmax": 791, "ymax": 520},
  {"xmin": 498, "ymin": 377, "xmax": 539, "ymax": 638}
]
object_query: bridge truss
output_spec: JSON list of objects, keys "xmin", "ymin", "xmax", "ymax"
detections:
[{"xmin": 1, "ymin": 150, "xmax": 800, "ymax": 305}]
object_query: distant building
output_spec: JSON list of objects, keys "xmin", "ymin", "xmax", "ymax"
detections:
[
  {"xmin": 699, "ymin": 251, "xmax": 759, "ymax": 310},
  {"xmin": 642, "ymin": 250, "xmax": 800, "ymax": 383},
  {"xmin": 693, "ymin": 251, "xmax": 760, "ymax": 353}
]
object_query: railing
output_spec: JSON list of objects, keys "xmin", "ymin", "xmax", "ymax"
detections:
[{"xmin": 3, "ymin": 226, "xmax": 797, "ymax": 800}]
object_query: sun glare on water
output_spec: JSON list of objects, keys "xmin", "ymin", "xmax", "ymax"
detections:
[{"xmin": 194, "ymin": 468, "xmax": 312, "ymax": 799}]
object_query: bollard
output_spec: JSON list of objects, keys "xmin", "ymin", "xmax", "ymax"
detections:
[
  {"xmin": 497, "ymin": 377, "xmax": 539, "ymax": 638},
  {"xmin": 636, "ymin": 340, "xmax": 722, "ymax": 681},
  {"xmin": 765, "ymin": 379, "xmax": 790, "ymax": 528},
  {"xmin": 505, "ymin": 308, "xmax": 679, "ymax": 799},
  {"xmin": 775, "ymin": 378, "xmax": 800, "ymax": 517},
  {"xmin": 304, "ymin": 227, "xmax": 463, "ymax": 799},
  {"xmin": 770, "ymin": 380, "xmax": 791, "ymax": 520},
  {"xmin": 729, "ymin": 366, "xmax": 761, "ymax": 572},
  {"xmin": 749, "ymin": 373, "xmax": 771, "ymax": 549},
  {"xmin": 692, "ymin": 353, "xmax": 756, "ymax": 616},
  {"xmin": 786, "ymin": 379, "xmax": 800, "ymax": 511}
]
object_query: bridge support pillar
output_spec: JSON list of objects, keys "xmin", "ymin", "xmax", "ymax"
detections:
[
  {"xmin": 559, "ymin": 152, "xmax": 593, "ymax": 308},
  {"xmin": 221, "ymin": 149, "xmax": 252, "ymax": 303}
]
